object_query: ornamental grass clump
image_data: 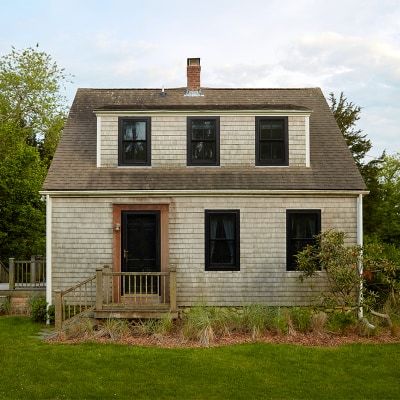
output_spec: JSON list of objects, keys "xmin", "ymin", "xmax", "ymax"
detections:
[
  {"xmin": 95, "ymin": 318, "xmax": 131, "ymax": 341},
  {"xmin": 241, "ymin": 304, "xmax": 270, "ymax": 339},
  {"xmin": 182, "ymin": 305, "xmax": 233, "ymax": 346}
]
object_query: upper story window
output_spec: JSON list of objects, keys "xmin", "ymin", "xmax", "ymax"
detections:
[
  {"xmin": 256, "ymin": 117, "xmax": 288, "ymax": 166},
  {"xmin": 118, "ymin": 117, "xmax": 151, "ymax": 166},
  {"xmin": 187, "ymin": 117, "xmax": 220, "ymax": 166},
  {"xmin": 205, "ymin": 210, "xmax": 240, "ymax": 271},
  {"xmin": 286, "ymin": 210, "xmax": 321, "ymax": 271}
]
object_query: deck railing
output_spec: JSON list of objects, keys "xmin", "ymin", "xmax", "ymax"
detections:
[
  {"xmin": 99, "ymin": 266, "xmax": 176, "ymax": 309},
  {"xmin": 54, "ymin": 264, "xmax": 177, "ymax": 330},
  {"xmin": 8, "ymin": 257, "xmax": 46, "ymax": 289},
  {"xmin": 55, "ymin": 274, "xmax": 97, "ymax": 330}
]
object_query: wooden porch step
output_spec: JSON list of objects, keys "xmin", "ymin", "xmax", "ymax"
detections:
[{"xmin": 94, "ymin": 307, "xmax": 178, "ymax": 320}]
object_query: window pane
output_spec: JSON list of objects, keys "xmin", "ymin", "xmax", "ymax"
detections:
[
  {"xmin": 210, "ymin": 214, "xmax": 235, "ymax": 240},
  {"xmin": 123, "ymin": 121, "xmax": 146, "ymax": 141},
  {"xmin": 192, "ymin": 142, "xmax": 204, "ymax": 160},
  {"xmin": 260, "ymin": 120, "xmax": 284, "ymax": 140},
  {"xmin": 270, "ymin": 142, "xmax": 284, "ymax": 160},
  {"xmin": 192, "ymin": 129, "xmax": 204, "ymax": 140},
  {"xmin": 192, "ymin": 120, "xmax": 216, "ymax": 140},
  {"xmin": 202, "ymin": 142, "xmax": 215, "ymax": 160},
  {"xmin": 123, "ymin": 142, "xmax": 146, "ymax": 162},
  {"xmin": 290, "ymin": 214, "xmax": 318, "ymax": 238},
  {"xmin": 211, "ymin": 240, "xmax": 235, "ymax": 264}
]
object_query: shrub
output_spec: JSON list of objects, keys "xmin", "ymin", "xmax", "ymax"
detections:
[
  {"xmin": 296, "ymin": 230, "xmax": 360, "ymax": 309},
  {"xmin": 47, "ymin": 304, "xmax": 55, "ymax": 325},
  {"xmin": 326, "ymin": 311, "xmax": 357, "ymax": 334},
  {"xmin": 29, "ymin": 295, "xmax": 47, "ymax": 323},
  {"xmin": 0, "ymin": 297, "xmax": 11, "ymax": 315}
]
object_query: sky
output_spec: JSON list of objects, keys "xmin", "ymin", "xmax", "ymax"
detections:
[{"xmin": 1, "ymin": 0, "xmax": 399, "ymax": 158}]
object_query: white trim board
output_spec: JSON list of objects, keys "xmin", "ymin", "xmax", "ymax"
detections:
[{"xmin": 41, "ymin": 189, "xmax": 369, "ymax": 197}]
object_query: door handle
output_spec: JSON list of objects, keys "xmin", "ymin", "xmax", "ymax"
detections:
[{"xmin": 123, "ymin": 249, "xmax": 128, "ymax": 260}]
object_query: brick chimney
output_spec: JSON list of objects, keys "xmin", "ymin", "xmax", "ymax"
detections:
[{"xmin": 186, "ymin": 58, "xmax": 201, "ymax": 95}]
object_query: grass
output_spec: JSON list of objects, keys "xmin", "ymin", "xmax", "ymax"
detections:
[{"xmin": 0, "ymin": 317, "xmax": 399, "ymax": 399}]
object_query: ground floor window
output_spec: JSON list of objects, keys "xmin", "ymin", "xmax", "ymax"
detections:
[
  {"xmin": 205, "ymin": 210, "xmax": 240, "ymax": 271},
  {"xmin": 286, "ymin": 210, "xmax": 321, "ymax": 271}
]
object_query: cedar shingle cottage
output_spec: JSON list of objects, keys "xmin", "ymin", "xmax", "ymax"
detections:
[{"xmin": 41, "ymin": 58, "xmax": 366, "ymax": 320}]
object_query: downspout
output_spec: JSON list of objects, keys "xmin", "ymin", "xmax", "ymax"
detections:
[
  {"xmin": 46, "ymin": 194, "xmax": 52, "ymax": 324},
  {"xmin": 356, "ymin": 194, "xmax": 363, "ymax": 319}
]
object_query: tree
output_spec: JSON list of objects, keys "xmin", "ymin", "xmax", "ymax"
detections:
[
  {"xmin": 374, "ymin": 153, "xmax": 400, "ymax": 244},
  {"xmin": 328, "ymin": 92, "xmax": 388, "ymax": 239},
  {"xmin": 0, "ymin": 46, "xmax": 69, "ymax": 262},
  {"xmin": 0, "ymin": 45, "xmax": 68, "ymax": 164},
  {"xmin": 328, "ymin": 92, "xmax": 372, "ymax": 167}
]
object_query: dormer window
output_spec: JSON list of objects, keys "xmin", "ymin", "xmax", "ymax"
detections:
[
  {"xmin": 118, "ymin": 117, "xmax": 151, "ymax": 166},
  {"xmin": 187, "ymin": 117, "xmax": 220, "ymax": 166},
  {"xmin": 256, "ymin": 117, "xmax": 288, "ymax": 166}
]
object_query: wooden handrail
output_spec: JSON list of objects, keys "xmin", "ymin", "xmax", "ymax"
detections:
[
  {"xmin": 103, "ymin": 271, "xmax": 169, "ymax": 277},
  {"xmin": 61, "ymin": 275, "xmax": 96, "ymax": 295}
]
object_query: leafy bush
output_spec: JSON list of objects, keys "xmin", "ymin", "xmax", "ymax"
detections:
[
  {"xmin": 326, "ymin": 311, "xmax": 357, "ymax": 334},
  {"xmin": 363, "ymin": 236, "xmax": 400, "ymax": 309},
  {"xmin": 0, "ymin": 297, "xmax": 11, "ymax": 315},
  {"xmin": 47, "ymin": 304, "xmax": 55, "ymax": 325},
  {"xmin": 28, "ymin": 295, "xmax": 47, "ymax": 322},
  {"xmin": 296, "ymin": 230, "xmax": 360, "ymax": 309}
]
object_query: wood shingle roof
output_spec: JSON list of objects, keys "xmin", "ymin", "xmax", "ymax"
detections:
[{"xmin": 43, "ymin": 87, "xmax": 366, "ymax": 191}]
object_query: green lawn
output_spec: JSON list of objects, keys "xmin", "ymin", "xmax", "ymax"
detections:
[{"xmin": 0, "ymin": 317, "xmax": 399, "ymax": 399}]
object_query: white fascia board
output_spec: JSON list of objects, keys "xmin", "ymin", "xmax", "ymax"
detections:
[
  {"xmin": 96, "ymin": 116, "xmax": 101, "ymax": 167},
  {"xmin": 40, "ymin": 189, "xmax": 369, "ymax": 197},
  {"xmin": 93, "ymin": 109, "xmax": 312, "ymax": 117},
  {"xmin": 305, "ymin": 115, "xmax": 310, "ymax": 167}
]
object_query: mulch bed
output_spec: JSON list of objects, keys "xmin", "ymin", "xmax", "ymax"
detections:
[{"xmin": 48, "ymin": 330, "xmax": 400, "ymax": 348}]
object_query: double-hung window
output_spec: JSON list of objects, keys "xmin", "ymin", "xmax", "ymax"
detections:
[
  {"xmin": 187, "ymin": 117, "xmax": 220, "ymax": 166},
  {"xmin": 118, "ymin": 117, "xmax": 151, "ymax": 166},
  {"xmin": 286, "ymin": 210, "xmax": 321, "ymax": 271},
  {"xmin": 205, "ymin": 210, "xmax": 240, "ymax": 271},
  {"xmin": 256, "ymin": 117, "xmax": 288, "ymax": 166}
]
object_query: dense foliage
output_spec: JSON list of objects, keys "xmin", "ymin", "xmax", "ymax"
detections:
[
  {"xmin": 296, "ymin": 230, "xmax": 400, "ymax": 312},
  {"xmin": 328, "ymin": 93, "xmax": 400, "ymax": 246},
  {"xmin": 0, "ymin": 46, "xmax": 68, "ymax": 262}
]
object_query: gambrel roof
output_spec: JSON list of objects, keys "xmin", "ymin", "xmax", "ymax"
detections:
[{"xmin": 43, "ymin": 87, "xmax": 366, "ymax": 191}]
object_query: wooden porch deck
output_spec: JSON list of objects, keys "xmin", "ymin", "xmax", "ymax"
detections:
[{"xmin": 55, "ymin": 265, "xmax": 178, "ymax": 329}]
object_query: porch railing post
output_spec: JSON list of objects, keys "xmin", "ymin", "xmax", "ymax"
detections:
[
  {"xmin": 30, "ymin": 255, "xmax": 36, "ymax": 285},
  {"xmin": 96, "ymin": 268, "xmax": 103, "ymax": 311},
  {"xmin": 8, "ymin": 258, "xmax": 15, "ymax": 290},
  {"xmin": 169, "ymin": 264, "xmax": 177, "ymax": 312},
  {"xmin": 55, "ymin": 290, "xmax": 62, "ymax": 331},
  {"xmin": 102, "ymin": 265, "xmax": 111, "ymax": 305}
]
